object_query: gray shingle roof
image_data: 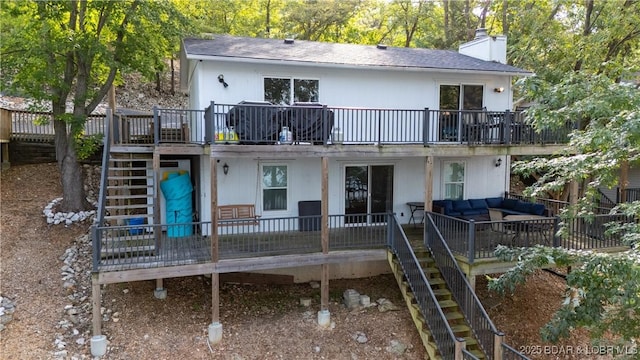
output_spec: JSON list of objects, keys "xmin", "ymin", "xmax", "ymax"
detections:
[{"xmin": 182, "ymin": 35, "xmax": 531, "ymax": 75}]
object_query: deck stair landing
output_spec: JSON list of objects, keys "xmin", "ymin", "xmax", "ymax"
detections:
[{"xmin": 388, "ymin": 244, "xmax": 485, "ymax": 359}]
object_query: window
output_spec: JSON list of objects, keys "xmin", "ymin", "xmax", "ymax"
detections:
[
  {"xmin": 262, "ymin": 165, "xmax": 288, "ymax": 211},
  {"xmin": 439, "ymin": 84, "xmax": 483, "ymax": 110},
  {"xmin": 264, "ymin": 77, "xmax": 319, "ymax": 105},
  {"xmin": 442, "ymin": 161, "xmax": 465, "ymax": 200}
]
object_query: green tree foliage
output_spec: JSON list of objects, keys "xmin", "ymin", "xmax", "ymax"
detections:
[
  {"xmin": 483, "ymin": 0, "xmax": 640, "ymax": 347},
  {"xmin": 489, "ymin": 245, "xmax": 640, "ymax": 344},
  {"xmin": 0, "ymin": 1, "xmax": 192, "ymax": 212},
  {"xmin": 495, "ymin": 0, "xmax": 640, "ymax": 82},
  {"xmin": 516, "ymin": 73, "xmax": 640, "ymax": 200}
]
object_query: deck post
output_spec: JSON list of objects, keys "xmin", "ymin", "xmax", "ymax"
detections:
[
  {"xmin": 211, "ymin": 156, "xmax": 219, "ymax": 263},
  {"xmin": 90, "ymin": 273, "xmax": 107, "ymax": 357},
  {"xmin": 318, "ymin": 157, "xmax": 331, "ymax": 327},
  {"xmin": 424, "ymin": 156, "xmax": 433, "ymax": 246},
  {"xmin": 209, "ymin": 156, "xmax": 223, "ymax": 343},
  {"xmin": 152, "ymin": 150, "xmax": 165, "ymax": 298},
  {"xmin": 494, "ymin": 332, "xmax": 504, "ymax": 360},
  {"xmin": 422, "ymin": 108, "xmax": 429, "ymax": 146},
  {"xmin": 468, "ymin": 220, "xmax": 476, "ymax": 263},
  {"xmin": 454, "ymin": 337, "xmax": 466, "ymax": 360}
]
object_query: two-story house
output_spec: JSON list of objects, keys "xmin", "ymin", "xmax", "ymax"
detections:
[{"xmin": 90, "ymin": 31, "xmax": 571, "ymax": 358}]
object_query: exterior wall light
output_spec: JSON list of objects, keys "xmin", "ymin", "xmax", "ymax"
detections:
[
  {"xmin": 494, "ymin": 87, "xmax": 504, "ymax": 93},
  {"xmin": 218, "ymin": 74, "xmax": 229, "ymax": 88},
  {"xmin": 223, "ymin": 163, "xmax": 229, "ymax": 175},
  {"xmin": 495, "ymin": 158, "xmax": 502, "ymax": 167}
]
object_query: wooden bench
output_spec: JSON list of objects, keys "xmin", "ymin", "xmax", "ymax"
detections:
[{"xmin": 217, "ymin": 204, "xmax": 260, "ymax": 226}]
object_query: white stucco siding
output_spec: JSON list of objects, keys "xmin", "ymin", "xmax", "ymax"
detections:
[
  {"xmin": 198, "ymin": 155, "xmax": 509, "ymax": 228},
  {"xmin": 431, "ymin": 156, "xmax": 508, "ymax": 200},
  {"xmin": 188, "ymin": 59, "xmax": 514, "ymax": 112}
]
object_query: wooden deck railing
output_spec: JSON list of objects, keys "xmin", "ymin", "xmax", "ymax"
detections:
[
  {"xmin": 3, "ymin": 108, "xmax": 106, "ymax": 142},
  {"xmin": 3, "ymin": 105, "xmax": 577, "ymax": 146}
]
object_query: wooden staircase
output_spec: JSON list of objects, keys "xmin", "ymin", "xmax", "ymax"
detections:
[
  {"xmin": 388, "ymin": 244, "xmax": 485, "ymax": 360},
  {"xmin": 103, "ymin": 152, "xmax": 155, "ymax": 227}
]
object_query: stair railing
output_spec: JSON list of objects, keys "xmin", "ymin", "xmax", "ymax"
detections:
[
  {"xmin": 92, "ymin": 109, "xmax": 112, "ymax": 272},
  {"xmin": 96, "ymin": 109, "xmax": 112, "ymax": 227},
  {"xmin": 389, "ymin": 215, "xmax": 471, "ymax": 360},
  {"xmin": 425, "ymin": 213, "xmax": 529, "ymax": 360}
]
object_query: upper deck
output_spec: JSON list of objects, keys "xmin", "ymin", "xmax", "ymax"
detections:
[
  {"xmin": 5, "ymin": 103, "xmax": 574, "ymax": 157},
  {"xmin": 110, "ymin": 103, "xmax": 574, "ymax": 157}
]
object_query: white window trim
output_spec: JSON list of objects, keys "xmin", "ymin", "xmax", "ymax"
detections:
[
  {"xmin": 441, "ymin": 160, "xmax": 466, "ymax": 200},
  {"xmin": 260, "ymin": 163, "xmax": 289, "ymax": 213}
]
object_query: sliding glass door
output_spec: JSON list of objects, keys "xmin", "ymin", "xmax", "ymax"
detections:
[{"xmin": 345, "ymin": 165, "xmax": 394, "ymax": 224}]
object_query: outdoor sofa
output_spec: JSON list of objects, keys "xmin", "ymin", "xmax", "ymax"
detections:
[{"xmin": 432, "ymin": 197, "xmax": 549, "ymax": 221}]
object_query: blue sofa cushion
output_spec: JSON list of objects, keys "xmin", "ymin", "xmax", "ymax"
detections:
[
  {"xmin": 452, "ymin": 200, "xmax": 472, "ymax": 211},
  {"xmin": 438, "ymin": 200, "xmax": 453, "ymax": 213},
  {"xmin": 485, "ymin": 197, "xmax": 503, "ymax": 208},
  {"xmin": 514, "ymin": 201, "xmax": 532, "ymax": 214},
  {"xmin": 502, "ymin": 198, "xmax": 519, "ymax": 209},
  {"xmin": 531, "ymin": 203, "xmax": 545, "ymax": 216},
  {"xmin": 448, "ymin": 210, "xmax": 462, "ymax": 216},
  {"xmin": 502, "ymin": 209, "xmax": 523, "ymax": 216},
  {"xmin": 469, "ymin": 199, "xmax": 488, "ymax": 210},
  {"xmin": 462, "ymin": 209, "xmax": 485, "ymax": 216}
]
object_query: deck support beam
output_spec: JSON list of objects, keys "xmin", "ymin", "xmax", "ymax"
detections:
[
  {"xmin": 209, "ymin": 156, "xmax": 223, "ymax": 343},
  {"xmin": 319, "ymin": 157, "xmax": 331, "ymax": 327},
  {"xmin": 425, "ymin": 156, "xmax": 434, "ymax": 213}
]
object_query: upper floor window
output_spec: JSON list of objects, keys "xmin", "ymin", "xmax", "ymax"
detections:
[
  {"xmin": 264, "ymin": 77, "xmax": 319, "ymax": 105},
  {"xmin": 442, "ymin": 161, "xmax": 465, "ymax": 200},
  {"xmin": 440, "ymin": 84, "xmax": 483, "ymax": 110},
  {"xmin": 262, "ymin": 164, "xmax": 288, "ymax": 211}
]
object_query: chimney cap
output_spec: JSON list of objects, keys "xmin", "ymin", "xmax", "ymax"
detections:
[
  {"xmin": 284, "ymin": 38, "xmax": 294, "ymax": 44},
  {"xmin": 474, "ymin": 28, "xmax": 488, "ymax": 39},
  {"xmin": 376, "ymin": 44, "xmax": 388, "ymax": 50}
]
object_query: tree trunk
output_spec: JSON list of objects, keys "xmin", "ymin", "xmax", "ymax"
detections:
[
  {"xmin": 53, "ymin": 112, "xmax": 91, "ymax": 213},
  {"xmin": 502, "ymin": 0, "xmax": 508, "ymax": 35},
  {"xmin": 170, "ymin": 58, "xmax": 175, "ymax": 95}
]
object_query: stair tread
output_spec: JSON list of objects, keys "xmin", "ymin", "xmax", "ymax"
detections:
[
  {"xmin": 451, "ymin": 324, "xmax": 471, "ymax": 334},
  {"xmin": 462, "ymin": 337, "xmax": 478, "ymax": 346},
  {"xmin": 105, "ymin": 204, "xmax": 151, "ymax": 210},
  {"xmin": 438, "ymin": 299, "xmax": 458, "ymax": 308},
  {"xmin": 107, "ymin": 185, "xmax": 152, "ymax": 190},
  {"xmin": 427, "ymin": 277, "xmax": 445, "ymax": 285},
  {"xmin": 109, "ymin": 157, "xmax": 152, "ymax": 161},
  {"xmin": 108, "ymin": 175, "xmax": 153, "ymax": 180},
  {"xmin": 469, "ymin": 349, "xmax": 484, "ymax": 356},
  {"xmin": 104, "ymin": 214, "xmax": 154, "ymax": 220},
  {"xmin": 432, "ymin": 288, "xmax": 451, "ymax": 296},
  {"xmin": 107, "ymin": 194, "xmax": 154, "ymax": 199},
  {"xmin": 444, "ymin": 311, "xmax": 464, "ymax": 320}
]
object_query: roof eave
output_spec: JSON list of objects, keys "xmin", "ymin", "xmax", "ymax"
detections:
[{"xmin": 184, "ymin": 53, "xmax": 532, "ymax": 77}]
